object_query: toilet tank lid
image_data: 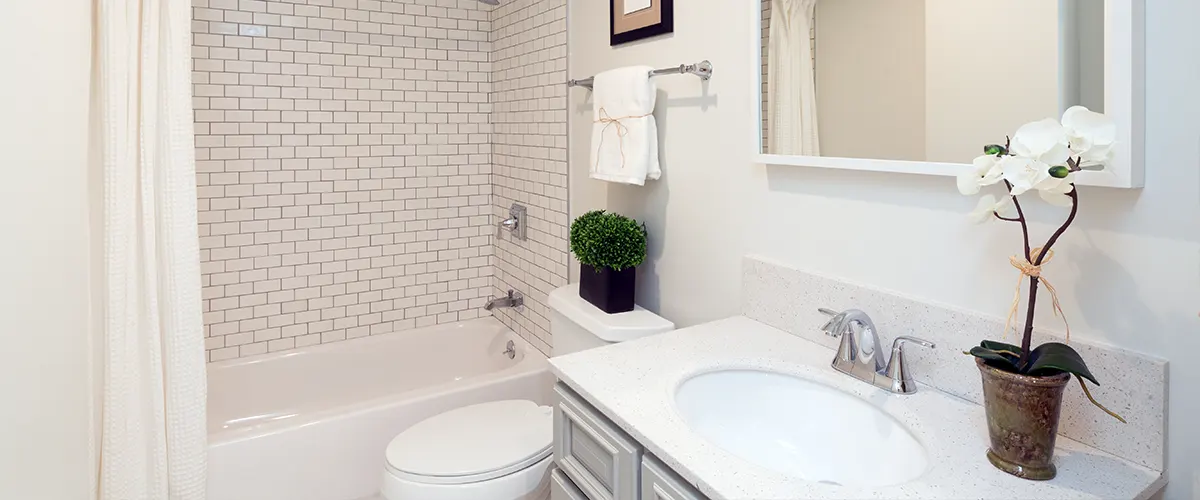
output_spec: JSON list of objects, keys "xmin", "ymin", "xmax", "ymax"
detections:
[{"xmin": 548, "ymin": 284, "xmax": 675, "ymax": 343}]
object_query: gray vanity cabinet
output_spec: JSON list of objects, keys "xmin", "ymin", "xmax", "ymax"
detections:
[
  {"xmin": 640, "ymin": 456, "xmax": 705, "ymax": 500},
  {"xmin": 553, "ymin": 384, "xmax": 642, "ymax": 500},
  {"xmin": 551, "ymin": 468, "xmax": 589, "ymax": 500},
  {"xmin": 552, "ymin": 383, "xmax": 710, "ymax": 500}
]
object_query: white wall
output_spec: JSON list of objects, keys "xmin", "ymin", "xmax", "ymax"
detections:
[
  {"xmin": 568, "ymin": 1, "xmax": 757, "ymax": 324},
  {"xmin": 0, "ymin": 1, "xmax": 97, "ymax": 498},
  {"xmin": 569, "ymin": 1, "xmax": 1200, "ymax": 498}
]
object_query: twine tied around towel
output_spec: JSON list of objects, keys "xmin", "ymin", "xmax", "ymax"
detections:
[
  {"xmin": 594, "ymin": 107, "xmax": 652, "ymax": 172},
  {"xmin": 1005, "ymin": 247, "xmax": 1070, "ymax": 342}
]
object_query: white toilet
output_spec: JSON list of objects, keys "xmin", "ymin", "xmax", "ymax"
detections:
[{"xmin": 380, "ymin": 283, "xmax": 675, "ymax": 500}]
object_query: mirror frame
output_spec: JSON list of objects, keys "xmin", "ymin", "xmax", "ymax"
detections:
[{"xmin": 752, "ymin": 0, "xmax": 1145, "ymax": 189}]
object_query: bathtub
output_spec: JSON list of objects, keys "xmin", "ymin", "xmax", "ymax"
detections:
[{"xmin": 206, "ymin": 317, "xmax": 555, "ymax": 500}]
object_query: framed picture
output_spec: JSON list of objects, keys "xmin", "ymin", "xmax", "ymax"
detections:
[{"xmin": 611, "ymin": 0, "xmax": 674, "ymax": 46}]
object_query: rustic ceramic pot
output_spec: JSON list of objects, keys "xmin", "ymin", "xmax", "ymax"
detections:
[{"xmin": 976, "ymin": 357, "xmax": 1071, "ymax": 480}]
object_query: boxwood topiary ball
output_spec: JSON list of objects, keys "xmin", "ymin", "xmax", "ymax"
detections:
[{"xmin": 569, "ymin": 210, "xmax": 647, "ymax": 272}]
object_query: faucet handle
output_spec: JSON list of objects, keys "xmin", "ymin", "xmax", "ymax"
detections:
[
  {"xmin": 892, "ymin": 336, "xmax": 935, "ymax": 350},
  {"xmin": 884, "ymin": 336, "xmax": 935, "ymax": 394},
  {"xmin": 818, "ymin": 308, "xmax": 844, "ymax": 337}
]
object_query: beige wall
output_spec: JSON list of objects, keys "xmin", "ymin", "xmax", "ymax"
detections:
[
  {"xmin": 570, "ymin": 1, "xmax": 1200, "ymax": 498},
  {"xmin": 815, "ymin": 0, "xmax": 926, "ymax": 162},
  {"xmin": 924, "ymin": 0, "xmax": 1062, "ymax": 162},
  {"xmin": 0, "ymin": 0, "xmax": 98, "ymax": 498}
]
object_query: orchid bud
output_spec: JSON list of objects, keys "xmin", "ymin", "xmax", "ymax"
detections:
[
  {"xmin": 984, "ymin": 144, "xmax": 1008, "ymax": 156},
  {"xmin": 1048, "ymin": 166, "xmax": 1071, "ymax": 179}
]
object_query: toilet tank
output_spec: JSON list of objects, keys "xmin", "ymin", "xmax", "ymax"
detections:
[{"xmin": 548, "ymin": 284, "xmax": 675, "ymax": 357}]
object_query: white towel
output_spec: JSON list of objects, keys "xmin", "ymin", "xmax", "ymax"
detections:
[{"xmin": 590, "ymin": 66, "xmax": 660, "ymax": 185}]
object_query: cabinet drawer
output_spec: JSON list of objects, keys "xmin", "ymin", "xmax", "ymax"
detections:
[
  {"xmin": 641, "ymin": 455, "xmax": 706, "ymax": 500},
  {"xmin": 553, "ymin": 383, "xmax": 641, "ymax": 500},
  {"xmin": 551, "ymin": 468, "xmax": 588, "ymax": 500}
]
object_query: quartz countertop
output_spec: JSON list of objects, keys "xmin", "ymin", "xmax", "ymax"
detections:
[{"xmin": 549, "ymin": 316, "xmax": 1166, "ymax": 500}]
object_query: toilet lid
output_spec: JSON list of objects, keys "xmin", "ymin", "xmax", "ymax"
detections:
[{"xmin": 385, "ymin": 400, "xmax": 553, "ymax": 485}]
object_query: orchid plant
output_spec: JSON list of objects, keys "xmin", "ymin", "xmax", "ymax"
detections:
[{"xmin": 958, "ymin": 106, "xmax": 1124, "ymax": 422}]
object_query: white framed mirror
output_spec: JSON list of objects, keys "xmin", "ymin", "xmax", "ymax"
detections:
[{"xmin": 753, "ymin": 0, "xmax": 1144, "ymax": 188}]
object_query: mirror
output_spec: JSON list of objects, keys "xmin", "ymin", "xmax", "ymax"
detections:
[{"xmin": 759, "ymin": 0, "xmax": 1106, "ymax": 164}]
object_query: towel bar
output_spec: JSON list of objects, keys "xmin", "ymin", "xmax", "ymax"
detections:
[{"xmin": 567, "ymin": 60, "xmax": 713, "ymax": 90}]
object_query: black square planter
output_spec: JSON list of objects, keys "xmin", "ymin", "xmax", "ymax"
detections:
[{"xmin": 578, "ymin": 264, "xmax": 636, "ymax": 314}]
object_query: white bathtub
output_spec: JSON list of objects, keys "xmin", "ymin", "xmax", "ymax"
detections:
[{"xmin": 206, "ymin": 317, "xmax": 555, "ymax": 500}]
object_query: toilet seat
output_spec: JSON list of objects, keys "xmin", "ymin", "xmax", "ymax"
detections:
[{"xmin": 384, "ymin": 400, "xmax": 553, "ymax": 485}]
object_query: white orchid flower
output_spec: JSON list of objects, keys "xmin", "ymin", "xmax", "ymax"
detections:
[
  {"xmin": 958, "ymin": 155, "xmax": 1005, "ymax": 195},
  {"xmin": 1010, "ymin": 118, "xmax": 1071, "ymax": 166},
  {"xmin": 968, "ymin": 194, "xmax": 1015, "ymax": 224},
  {"xmin": 999, "ymin": 156, "xmax": 1055, "ymax": 196},
  {"xmin": 1062, "ymin": 106, "xmax": 1116, "ymax": 165},
  {"xmin": 1036, "ymin": 174, "xmax": 1077, "ymax": 207}
]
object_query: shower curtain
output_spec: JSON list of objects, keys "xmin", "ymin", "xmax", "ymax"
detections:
[
  {"xmin": 95, "ymin": 0, "xmax": 207, "ymax": 498},
  {"xmin": 768, "ymin": 0, "xmax": 821, "ymax": 156}
]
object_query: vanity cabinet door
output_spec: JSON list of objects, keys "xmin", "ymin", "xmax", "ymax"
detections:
[
  {"xmin": 552, "ymin": 468, "xmax": 589, "ymax": 500},
  {"xmin": 641, "ymin": 455, "xmax": 708, "ymax": 500},
  {"xmin": 554, "ymin": 383, "xmax": 642, "ymax": 500}
]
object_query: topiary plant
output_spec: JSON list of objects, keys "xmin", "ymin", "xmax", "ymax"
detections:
[{"xmin": 569, "ymin": 210, "xmax": 647, "ymax": 272}]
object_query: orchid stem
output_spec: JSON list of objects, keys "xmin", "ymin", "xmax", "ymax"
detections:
[{"xmin": 1017, "ymin": 186, "xmax": 1080, "ymax": 366}]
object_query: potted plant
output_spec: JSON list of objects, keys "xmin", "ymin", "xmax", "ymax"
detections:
[
  {"xmin": 957, "ymin": 106, "xmax": 1126, "ymax": 480},
  {"xmin": 569, "ymin": 210, "xmax": 648, "ymax": 314}
]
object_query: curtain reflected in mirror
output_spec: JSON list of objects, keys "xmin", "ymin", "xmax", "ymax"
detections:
[{"xmin": 761, "ymin": 0, "xmax": 1105, "ymax": 164}]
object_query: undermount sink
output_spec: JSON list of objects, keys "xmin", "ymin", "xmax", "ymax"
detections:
[{"xmin": 674, "ymin": 369, "xmax": 928, "ymax": 488}]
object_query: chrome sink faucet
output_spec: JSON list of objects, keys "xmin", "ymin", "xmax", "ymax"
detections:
[{"xmin": 818, "ymin": 308, "xmax": 935, "ymax": 394}]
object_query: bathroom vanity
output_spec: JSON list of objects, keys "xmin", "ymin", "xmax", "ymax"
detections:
[
  {"xmin": 550, "ymin": 383, "xmax": 704, "ymax": 500},
  {"xmin": 547, "ymin": 315, "xmax": 1166, "ymax": 500}
]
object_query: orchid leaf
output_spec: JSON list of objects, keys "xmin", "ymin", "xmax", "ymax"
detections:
[
  {"xmin": 980, "ymin": 340, "xmax": 1023, "ymax": 355},
  {"xmin": 969, "ymin": 346, "xmax": 1020, "ymax": 371},
  {"xmin": 1025, "ymin": 342, "xmax": 1099, "ymax": 385}
]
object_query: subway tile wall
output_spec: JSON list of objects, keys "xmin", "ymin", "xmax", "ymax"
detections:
[
  {"xmin": 488, "ymin": 0, "xmax": 569, "ymax": 355},
  {"xmin": 192, "ymin": 0, "xmax": 500, "ymax": 361}
]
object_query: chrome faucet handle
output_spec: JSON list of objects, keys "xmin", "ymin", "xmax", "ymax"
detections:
[
  {"xmin": 818, "ymin": 308, "xmax": 845, "ymax": 337},
  {"xmin": 497, "ymin": 203, "xmax": 527, "ymax": 241},
  {"xmin": 884, "ymin": 336, "xmax": 936, "ymax": 394}
]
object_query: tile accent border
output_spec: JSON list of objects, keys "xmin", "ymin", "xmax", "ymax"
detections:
[{"xmin": 742, "ymin": 255, "xmax": 1167, "ymax": 471}]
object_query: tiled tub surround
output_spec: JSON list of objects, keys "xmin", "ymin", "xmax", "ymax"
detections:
[
  {"xmin": 488, "ymin": 0, "xmax": 570, "ymax": 356},
  {"xmin": 549, "ymin": 317, "xmax": 1165, "ymax": 500},
  {"xmin": 206, "ymin": 317, "xmax": 553, "ymax": 500},
  {"xmin": 741, "ymin": 255, "xmax": 1168, "ymax": 472},
  {"xmin": 192, "ymin": 0, "xmax": 568, "ymax": 360}
]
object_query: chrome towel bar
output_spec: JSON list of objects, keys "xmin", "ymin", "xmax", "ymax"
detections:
[{"xmin": 567, "ymin": 60, "xmax": 713, "ymax": 90}]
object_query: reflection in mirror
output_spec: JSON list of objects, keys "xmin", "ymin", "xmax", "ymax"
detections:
[{"xmin": 761, "ymin": 0, "xmax": 1105, "ymax": 164}]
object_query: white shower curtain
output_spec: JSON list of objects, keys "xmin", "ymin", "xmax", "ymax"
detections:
[
  {"xmin": 96, "ymin": 0, "xmax": 207, "ymax": 498},
  {"xmin": 768, "ymin": 0, "xmax": 821, "ymax": 156}
]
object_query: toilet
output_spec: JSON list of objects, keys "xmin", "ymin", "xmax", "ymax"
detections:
[{"xmin": 380, "ymin": 283, "xmax": 675, "ymax": 500}]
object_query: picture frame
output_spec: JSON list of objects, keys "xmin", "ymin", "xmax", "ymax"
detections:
[{"xmin": 611, "ymin": 0, "xmax": 674, "ymax": 46}]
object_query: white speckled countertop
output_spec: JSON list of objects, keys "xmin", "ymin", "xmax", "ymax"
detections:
[{"xmin": 549, "ymin": 316, "xmax": 1166, "ymax": 500}]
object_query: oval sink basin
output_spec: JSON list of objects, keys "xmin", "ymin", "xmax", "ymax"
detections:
[{"xmin": 674, "ymin": 370, "xmax": 927, "ymax": 488}]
